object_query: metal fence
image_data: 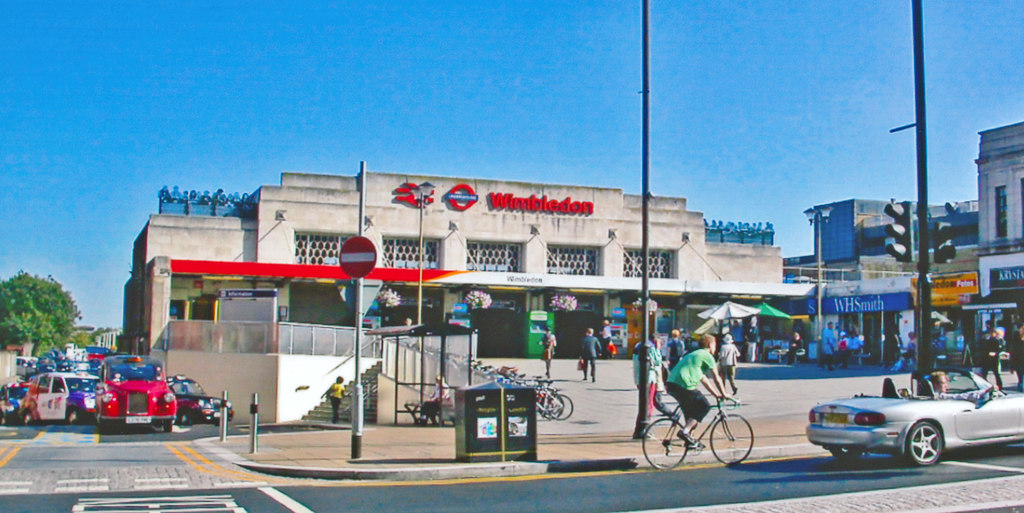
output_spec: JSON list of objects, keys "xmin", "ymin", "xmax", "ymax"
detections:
[{"xmin": 163, "ymin": 321, "xmax": 378, "ymax": 357}]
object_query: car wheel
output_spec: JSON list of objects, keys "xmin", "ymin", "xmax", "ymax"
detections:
[
  {"xmin": 176, "ymin": 411, "xmax": 193, "ymax": 427},
  {"xmin": 905, "ymin": 421, "xmax": 943, "ymax": 466},
  {"xmin": 828, "ymin": 446, "xmax": 864, "ymax": 462},
  {"xmin": 66, "ymin": 408, "xmax": 80, "ymax": 425},
  {"xmin": 21, "ymin": 410, "xmax": 33, "ymax": 426},
  {"xmin": 162, "ymin": 420, "xmax": 173, "ymax": 433}
]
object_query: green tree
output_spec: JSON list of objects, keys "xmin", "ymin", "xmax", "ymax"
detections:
[{"xmin": 0, "ymin": 271, "xmax": 81, "ymax": 356}]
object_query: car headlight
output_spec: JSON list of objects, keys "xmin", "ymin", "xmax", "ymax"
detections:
[
  {"xmin": 162, "ymin": 392, "xmax": 176, "ymax": 404},
  {"xmin": 198, "ymin": 399, "xmax": 212, "ymax": 409}
]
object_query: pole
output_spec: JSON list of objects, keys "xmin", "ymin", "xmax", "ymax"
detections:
[
  {"xmin": 219, "ymin": 390, "xmax": 228, "ymax": 443},
  {"xmin": 352, "ymin": 162, "xmax": 367, "ymax": 459},
  {"xmin": 417, "ymin": 196, "xmax": 425, "ymax": 326},
  {"xmin": 249, "ymin": 392, "xmax": 259, "ymax": 454},
  {"xmin": 816, "ymin": 216, "xmax": 824, "ymax": 357},
  {"xmin": 637, "ymin": 0, "xmax": 651, "ymax": 434},
  {"xmin": 912, "ymin": 0, "xmax": 932, "ymax": 372}
]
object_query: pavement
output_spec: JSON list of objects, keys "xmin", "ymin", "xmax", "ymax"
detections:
[{"xmin": 198, "ymin": 359, "xmax": 919, "ymax": 481}]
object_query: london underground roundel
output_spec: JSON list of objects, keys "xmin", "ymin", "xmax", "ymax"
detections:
[{"xmin": 444, "ymin": 184, "xmax": 479, "ymax": 211}]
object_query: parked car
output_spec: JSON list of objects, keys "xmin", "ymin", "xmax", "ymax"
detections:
[
  {"xmin": 15, "ymin": 357, "xmax": 37, "ymax": 378},
  {"xmin": 807, "ymin": 368, "xmax": 1024, "ymax": 466},
  {"xmin": 34, "ymin": 358, "xmax": 56, "ymax": 376},
  {"xmin": 19, "ymin": 372, "xmax": 99, "ymax": 425},
  {"xmin": 167, "ymin": 375, "xmax": 234, "ymax": 426},
  {"xmin": 0, "ymin": 382, "xmax": 31, "ymax": 425},
  {"xmin": 95, "ymin": 355, "xmax": 176, "ymax": 433}
]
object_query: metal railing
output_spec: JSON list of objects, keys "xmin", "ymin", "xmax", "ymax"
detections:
[{"xmin": 162, "ymin": 320, "xmax": 380, "ymax": 357}]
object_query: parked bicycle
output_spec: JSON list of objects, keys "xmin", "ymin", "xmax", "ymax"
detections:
[
  {"xmin": 470, "ymin": 361, "xmax": 573, "ymax": 421},
  {"xmin": 642, "ymin": 396, "xmax": 753, "ymax": 469}
]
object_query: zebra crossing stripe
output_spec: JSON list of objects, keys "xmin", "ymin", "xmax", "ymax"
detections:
[
  {"xmin": 134, "ymin": 477, "xmax": 189, "ymax": 490},
  {"xmin": 56, "ymin": 478, "xmax": 109, "ymax": 492}
]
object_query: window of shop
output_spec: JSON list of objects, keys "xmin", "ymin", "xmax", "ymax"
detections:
[
  {"xmin": 623, "ymin": 249, "xmax": 674, "ymax": 279},
  {"xmin": 996, "ymin": 185, "xmax": 1008, "ymax": 238},
  {"xmin": 295, "ymin": 233, "xmax": 348, "ymax": 265},
  {"xmin": 546, "ymin": 246, "xmax": 599, "ymax": 276},
  {"xmin": 382, "ymin": 238, "xmax": 438, "ymax": 269},
  {"xmin": 467, "ymin": 242, "xmax": 521, "ymax": 272}
]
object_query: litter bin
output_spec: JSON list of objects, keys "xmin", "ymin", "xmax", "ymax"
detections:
[{"xmin": 455, "ymin": 382, "xmax": 537, "ymax": 463}]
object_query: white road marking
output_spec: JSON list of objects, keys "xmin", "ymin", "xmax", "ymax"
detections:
[
  {"xmin": 0, "ymin": 481, "xmax": 31, "ymax": 494},
  {"xmin": 941, "ymin": 460, "xmax": 1024, "ymax": 473},
  {"xmin": 133, "ymin": 477, "xmax": 189, "ymax": 489},
  {"xmin": 73, "ymin": 494, "xmax": 245, "ymax": 512},
  {"xmin": 56, "ymin": 477, "xmax": 109, "ymax": 492},
  {"xmin": 259, "ymin": 487, "xmax": 317, "ymax": 513}
]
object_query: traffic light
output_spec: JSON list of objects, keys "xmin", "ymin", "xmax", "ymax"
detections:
[
  {"xmin": 884, "ymin": 200, "xmax": 914, "ymax": 263},
  {"xmin": 934, "ymin": 221, "xmax": 956, "ymax": 263}
]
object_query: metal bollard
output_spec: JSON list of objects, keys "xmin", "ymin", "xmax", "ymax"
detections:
[
  {"xmin": 219, "ymin": 390, "xmax": 229, "ymax": 443},
  {"xmin": 249, "ymin": 392, "xmax": 259, "ymax": 454}
]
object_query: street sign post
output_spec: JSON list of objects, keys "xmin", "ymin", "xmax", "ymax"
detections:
[{"xmin": 340, "ymin": 236, "xmax": 377, "ymax": 278}]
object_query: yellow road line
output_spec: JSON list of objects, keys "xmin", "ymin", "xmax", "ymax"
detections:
[
  {"xmin": 0, "ymin": 446, "xmax": 20, "ymax": 468},
  {"xmin": 165, "ymin": 443, "xmax": 291, "ymax": 485}
]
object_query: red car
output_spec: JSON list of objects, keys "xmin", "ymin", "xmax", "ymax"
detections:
[{"xmin": 95, "ymin": 355, "xmax": 176, "ymax": 434}]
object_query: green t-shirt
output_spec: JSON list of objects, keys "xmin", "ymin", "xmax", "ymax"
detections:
[{"xmin": 667, "ymin": 348, "xmax": 716, "ymax": 390}]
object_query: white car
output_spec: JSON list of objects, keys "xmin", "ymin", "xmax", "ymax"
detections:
[{"xmin": 807, "ymin": 368, "xmax": 1024, "ymax": 465}]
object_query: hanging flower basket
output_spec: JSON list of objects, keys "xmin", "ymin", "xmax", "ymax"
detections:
[
  {"xmin": 464, "ymin": 290, "xmax": 493, "ymax": 310},
  {"xmin": 549, "ymin": 294, "xmax": 578, "ymax": 312},
  {"xmin": 376, "ymin": 288, "xmax": 402, "ymax": 309},
  {"xmin": 633, "ymin": 298, "xmax": 658, "ymax": 313}
]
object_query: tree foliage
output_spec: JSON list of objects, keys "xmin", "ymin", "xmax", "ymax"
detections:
[{"xmin": 0, "ymin": 272, "xmax": 80, "ymax": 355}]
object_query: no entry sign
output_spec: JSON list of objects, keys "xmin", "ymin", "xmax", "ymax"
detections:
[{"xmin": 339, "ymin": 236, "xmax": 378, "ymax": 278}]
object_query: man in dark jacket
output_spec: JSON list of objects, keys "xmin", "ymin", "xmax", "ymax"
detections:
[{"xmin": 581, "ymin": 328, "xmax": 600, "ymax": 382}]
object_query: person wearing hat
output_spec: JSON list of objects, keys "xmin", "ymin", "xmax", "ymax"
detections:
[{"xmin": 836, "ymin": 330, "xmax": 850, "ymax": 369}]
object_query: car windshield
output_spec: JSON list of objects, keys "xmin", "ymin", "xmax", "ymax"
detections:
[
  {"xmin": 6, "ymin": 387, "xmax": 27, "ymax": 399},
  {"xmin": 171, "ymin": 380, "xmax": 205, "ymax": 395},
  {"xmin": 109, "ymin": 363, "xmax": 162, "ymax": 381},
  {"xmin": 65, "ymin": 378, "xmax": 97, "ymax": 393}
]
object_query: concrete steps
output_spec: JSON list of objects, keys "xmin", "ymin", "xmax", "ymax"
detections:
[{"xmin": 302, "ymin": 362, "xmax": 381, "ymax": 424}]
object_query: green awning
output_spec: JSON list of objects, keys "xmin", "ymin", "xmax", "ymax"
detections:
[{"xmin": 757, "ymin": 303, "xmax": 791, "ymax": 319}]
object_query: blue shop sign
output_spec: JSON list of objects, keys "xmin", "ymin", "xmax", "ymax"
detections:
[{"xmin": 785, "ymin": 293, "xmax": 912, "ymax": 315}]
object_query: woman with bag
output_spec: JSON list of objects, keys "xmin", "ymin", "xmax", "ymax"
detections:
[{"xmin": 632, "ymin": 336, "xmax": 673, "ymax": 438}]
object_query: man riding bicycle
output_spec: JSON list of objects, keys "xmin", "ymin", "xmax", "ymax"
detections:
[{"xmin": 664, "ymin": 334, "xmax": 732, "ymax": 447}]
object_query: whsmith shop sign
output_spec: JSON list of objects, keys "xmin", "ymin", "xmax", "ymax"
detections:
[{"xmin": 788, "ymin": 293, "xmax": 913, "ymax": 315}]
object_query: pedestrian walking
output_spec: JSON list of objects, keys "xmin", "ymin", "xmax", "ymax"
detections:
[
  {"xmin": 322, "ymin": 376, "xmax": 346, "ymax": 424},
  {"xmin": 717, "ymin": 335, "xmax": 741, "ymax": 395},
  {"xmin": 820, "ymin": 322, "xmax": 837, "ymax": 371},
  {"xmin": 787, "ymin": 328, "xmax": 801, "ymax": 365},
  {"xmin": 980, "ymin": 328, "xmax": 1005, "ymax": 390},
  {"xmin": 665, "ymin": 329, "xmax": 685, "ymax": 371},
  {"xmin": 541, "ymin": 328, "xmax": 557, "ymax": 378},
  {"xmin": 633, "ymin": 335, "xmax": 673, "ymax": 438},
  {"xmin": 581, "ymin": 328, "xmax": 600, "ymax": 382}
]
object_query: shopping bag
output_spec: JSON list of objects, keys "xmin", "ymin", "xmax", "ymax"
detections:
[{"xmin": 577, "ymin": 358, "xmax": 585, "ymax": 371}]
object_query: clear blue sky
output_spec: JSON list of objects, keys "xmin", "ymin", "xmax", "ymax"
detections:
[{"xmin": 2, "ymin": 2, "xmax": 1022, "ymax": 329}]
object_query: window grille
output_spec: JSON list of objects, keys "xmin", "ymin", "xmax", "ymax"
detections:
[
  {"xmin": 623, "ymin": 249, "xmax": 674, "ymax": 279},
  {"xmin": 468, "ymin": 242, "xmax": 521, "ymax": 272},
  {"xmin": 546, "ymin": 246, "xmax": 598, "ymax": 276},
  {"xmin": 295, "ymin": 233, "xmax": 347, "ymax": 265},
  {"xmin": 383, "ymin": 238, "xmax": 438, "ymax": 269}
]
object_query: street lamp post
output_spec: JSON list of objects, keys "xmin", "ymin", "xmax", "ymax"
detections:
[
  {"xmin": 412, "ymin": 182, "xmax": 435, "ymax": 325},
  {"xmin": 805, "ymin": 206, "xmax": 832, "ymax": 354}
]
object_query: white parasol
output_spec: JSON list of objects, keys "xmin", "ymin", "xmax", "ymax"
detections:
[{"xmin": 697, "ymin": 301, "xmax": 761, "ymax": 321}]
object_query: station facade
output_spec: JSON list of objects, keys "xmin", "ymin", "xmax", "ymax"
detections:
[{"xmin": 123, "ymin": 170, "xmax": 812, "ymax": 357}]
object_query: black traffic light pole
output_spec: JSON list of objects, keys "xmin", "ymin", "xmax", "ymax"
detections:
[{"xmin": 912, "ymin": 0, "xmax": 933, "ymax": 373}]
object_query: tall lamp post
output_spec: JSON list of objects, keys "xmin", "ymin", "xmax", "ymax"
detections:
[
  {"xmin": 412, "ymin": 182, "xmax": 435, "ymax": 325},
  {"xmin": 805, "ymin": 206, "xmax": 832, "ymax": 352}
]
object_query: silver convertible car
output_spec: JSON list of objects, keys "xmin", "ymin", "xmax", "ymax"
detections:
[{"xmin": 807, "ymin": 368, "xmax": 1023, "ymax": 465}]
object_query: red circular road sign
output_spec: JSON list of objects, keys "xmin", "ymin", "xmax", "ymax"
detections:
[{"xmin": 339, "ymin": 236, "xmax": 378, "ymax": 278}]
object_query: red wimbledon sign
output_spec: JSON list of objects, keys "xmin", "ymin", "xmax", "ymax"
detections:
[{"xmin": 339, "ymin": 236, "xmax": 378, "ymax": 278}]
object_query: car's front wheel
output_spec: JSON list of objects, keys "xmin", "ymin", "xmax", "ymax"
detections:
[
  {"xmin": 66, "ymin": 408, "xmax": 80, "ymax": 425},
  {"xmin": 21, "ymin": 410, "xmax": 33, "ymax": 426},
  {"xmin": 905, "ymin": 421, "xmax": 943, "ymax": 466}
]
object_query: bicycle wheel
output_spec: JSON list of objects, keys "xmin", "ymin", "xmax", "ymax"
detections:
[
  {"xmin": 536, "ymin": 392, "xmax": 557, "ymax": 420},
  {"xmin": 553, "ymin": 393, "xmax": 574, "ymax": 421},
  {"xmin": 709, "ymin": 413, "xmax": 754, "ymax": 465},
  {"xmin": 642, "ymin": 417, "xmax": 688, "ymax": 469}
]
